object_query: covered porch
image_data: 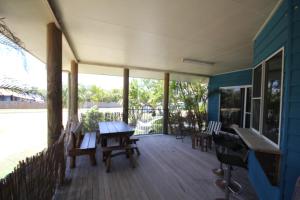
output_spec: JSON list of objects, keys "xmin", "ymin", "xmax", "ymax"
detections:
[{"xmin": 1, "ymin": 0, "xmax": 300, "ymax": 200}]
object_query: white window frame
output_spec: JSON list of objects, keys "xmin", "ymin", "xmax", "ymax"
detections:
[
  {"xmin": 243, "ymin": 87, "xmax": 252, "ymax": 128},
  {"xmin": 251, "ymin": 63, "xmax": 264, "ymax": 134},
  {"xmin": 250, "ymin": 47, "xmax": 285, "ymax": 148}
]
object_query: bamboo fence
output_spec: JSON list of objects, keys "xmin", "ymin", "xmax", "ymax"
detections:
[{"xmin": 0, "ymin": 131, "xmax": 66, "ymax": 200}]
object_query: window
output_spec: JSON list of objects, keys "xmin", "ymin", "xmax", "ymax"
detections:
[
  {"xmin": 220, "ymin": 86, "xmax": 252, "ymax": 131},
  {"xmin": 253, "ymin": 66, "xmax": 262, "ymax": 98},
  {"xmin": 251, "ymin": 49, "xmax": 283, "ymax": 146},
  {"xmin": 263, "ymin": 51, "xmax": 283, "ymax": 144},
  {"xmin": 244, "ymin": 87, "xmax": 252, "ymax": 128}
]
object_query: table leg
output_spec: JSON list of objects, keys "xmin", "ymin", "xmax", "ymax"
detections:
[{"xmin": 101, "ymin": 138, "xmax": 107, "ymax": 147}]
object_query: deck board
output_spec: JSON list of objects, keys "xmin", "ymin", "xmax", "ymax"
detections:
[{"xmin": 56, "ymin": 135, "xmax": 258, "ymax": 200}]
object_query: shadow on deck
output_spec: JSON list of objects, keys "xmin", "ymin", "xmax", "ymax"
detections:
[{"xmin": 55, "ymin": 135, "xmax": 257, "ymax": 200}]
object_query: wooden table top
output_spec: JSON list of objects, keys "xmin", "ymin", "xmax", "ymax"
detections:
[
  {"xmin": 232, "ymin": 126, "xmax": 280, "ymax": 155},
  {"xmin": 98, "ymin": 121, "xmax": 135, "ymax": 136}
]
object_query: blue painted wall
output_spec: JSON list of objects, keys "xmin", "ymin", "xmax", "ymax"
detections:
[
  {"xmin": 208, "ymin": 0, "xmax": 300, "ymax": 199},
  {"xmin": 253, "ymin": 0, "xmax": 300, "ymax": 199},
  {"xmin": 207, "ymin": 69, "xmax": 252, "ymax": 122},
  {"xmin": 248, "ymin": 151, "xmax": 280, "ymax": 200}
]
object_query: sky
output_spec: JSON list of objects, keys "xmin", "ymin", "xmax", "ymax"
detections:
[{"xmin": 0, "ymin": 36, "xmax": 123, "ymax": 90}]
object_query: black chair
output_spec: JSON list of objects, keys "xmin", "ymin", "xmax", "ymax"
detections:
[
  {"xmin": 212, "ymin": 131, "xmax": 242, "ymax": 177},
  {"xmin": 212, "ymin": 131, "xmax": 248, "ymax": 200}
]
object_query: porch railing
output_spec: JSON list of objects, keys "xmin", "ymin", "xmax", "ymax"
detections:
[{"xmin": 128, "ymin": 109, "xmax": 163, "ymax": 135}]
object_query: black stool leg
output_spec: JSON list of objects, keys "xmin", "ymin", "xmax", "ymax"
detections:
[
  {"xmin": 213, "ymin": 162, "xmax": 224, "ymax": 177},
  {"xmin": 225, "ymin": 164, "xmax": 231, "ymax": 199},
  {"xmin": 215, "ymin": 164, "xmax": 231, "ymax": 200}
]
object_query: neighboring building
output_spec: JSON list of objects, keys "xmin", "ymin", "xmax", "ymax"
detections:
[{"xmin": 0, "ymin": 78, "xmax": 45, "ymax": 103}]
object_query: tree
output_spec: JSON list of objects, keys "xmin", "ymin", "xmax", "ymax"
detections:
[
  {"xmin": 169, "ymin": 80, "xmax": 208, "ymax": 126},
  {"xmin": 89, "ymin": 85, "xmax": 105, "ymax": 103},
  {"xmin": 108, "ymin": 89, "xmax": 122, "ymax": 103},
  {"xmin": 129, "ymin": 78, "xmax": 163, "ymax": 109}
]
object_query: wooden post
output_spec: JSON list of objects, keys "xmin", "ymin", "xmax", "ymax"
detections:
[
  {"xmin": 123, "ymin": 68, "xmax": 129, "ymax": 123},
  {"xmin": 70, "ymin": 60, "xmax": 79, "ymax": 122},
  {"xmin": 68, "ymin": 72, "xmax": 71, "ymax": 121},
  {"xmin": 163, "ymin": 73, "xmax": 170, "ymax": 134},
  {"xmin": 47, "ymin": 22, "xmax": 62, "ymax": 146}
]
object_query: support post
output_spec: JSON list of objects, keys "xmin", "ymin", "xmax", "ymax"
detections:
[
  {"xmin": 163, "ymin": 73, "xmax": 170, "ymax": 134},
  {"xmin": 47, "ymin": 22, "xmax": 62, "ymax": 146},
  {"xmin": 123, "ymin": 68, "xmax": 129, "ymax": 123},
  {"xmin": 68, "ymin": 72, "xmax": 71, "ymax": 121},
  {"xmin": 70, "ymin": 60, "xmax": 79, "ymax": 122}
]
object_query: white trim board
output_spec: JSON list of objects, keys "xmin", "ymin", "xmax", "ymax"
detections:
[
  {"xmin": 213, "ymin": 67, "xmax": 253, "ymax": 76},
  {"xmin": 253, "ymin": 0, "xmax": 284, "ymax": 41}
]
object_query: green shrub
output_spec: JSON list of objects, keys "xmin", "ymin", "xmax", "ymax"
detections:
[
  {"xmin": 150, "ymin": 118, "xmax": 163, "ymax": 133},
  {"xmin": 81, "ymin": 106, "xmax": 104, "ymax": 132}
]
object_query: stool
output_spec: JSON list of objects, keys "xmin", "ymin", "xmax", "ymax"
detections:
[
  {"xmin": 212, "ymin": 132, "xmax": 226, "ymax": 177},
  {"xmin": 212, "ymin": 131, "xmax": 244, "ymax": 177},
  {"xmin": 215, "ymin": 151, "xmax": 247, "ymax": 200},
  {"xmin": 213, "ymin": 132, "xmax": 248, "ymax": 200}
]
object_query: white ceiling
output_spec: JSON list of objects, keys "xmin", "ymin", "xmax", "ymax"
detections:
[
  {"xmin": 0, "ymin": 0, "xmax": 75, "ymax": 71},
  {"xmin": 1, "ymin": 0, "xmax": 279, "ymax": 77}
]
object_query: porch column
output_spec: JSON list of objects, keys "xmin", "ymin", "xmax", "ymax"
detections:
[
  {"xmin": 70, "ymin": 60, "xmax": 79, "ymax": 122},
  {"xmin": 68, "ymin": 72, "xmax": 71, "ymax": 121},
  {"xmin": 123, "ymin": 68, "xmax": 129, "ymax": 123},
  {"xmin": 163, "ymin": 73, "xmax": 170, "ymax": 134},
  {"xmin": 47, "ymin": 22, "xmax": 62, "ymax": 146}
]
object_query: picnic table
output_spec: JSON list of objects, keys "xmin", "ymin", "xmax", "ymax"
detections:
[{"xmin": 98, "ymin": 121, "xmax": 136, "ymax": 172}]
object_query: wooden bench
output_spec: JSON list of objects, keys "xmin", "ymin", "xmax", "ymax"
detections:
[
  {"xmin": 102, "ymin": 144, "xmax": 135, "ymax": 172},
  {"xmin": 67, "ymin": 122, "xmax": 97, "ymax": 168}
]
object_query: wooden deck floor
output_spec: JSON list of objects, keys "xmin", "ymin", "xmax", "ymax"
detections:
[{"xmin": 56, "ymin": 135, "xmax": 258, "ymax": 200}]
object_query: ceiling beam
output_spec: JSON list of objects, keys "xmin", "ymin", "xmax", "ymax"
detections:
[
  {"xmin": 44, "ymin": 0, "xmax": 78, "ymax": 62},
  {"xmin": 79, "ymin": 60, "xmax": 211, "ymax": 78}
]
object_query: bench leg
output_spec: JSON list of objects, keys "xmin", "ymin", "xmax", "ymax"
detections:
[
  {"xmin": 208, "ymin": 137, "xmax": 212, "ymax": 150},
  {"xmin": 197, "ymin": 137, "xmax": 201, "ymax": 147},
  {"xmin": 102, "ymin": 152, "xmax": 106, "ymax": 162},
  {"xmin": 89, "ymin": 153, "xmax": 97, "ymax": 166},
  {"xmin": 70, "ymin": 156, "xmax": 76, "ymax": 168},
  {"xmin": 200, "ymin": 138, "xmax": 204, "ymax": 151},
  {"xmin": 192, "ymin": 135, "xmax": 195, "ymax": 149},
  {"xmin": 101, "ymin": 138, "xmax": 107, "ymax": 147},
  {"xmin": 135, "ymin": 147, "xmax": 140, "ymax": 156},
  {"xmin": 106, "ymin": 152, "xmax": 112, "ymax": 172},
  {"xmin": 127, "ymin": 149, "xmax": 135, "ymax": 168}
]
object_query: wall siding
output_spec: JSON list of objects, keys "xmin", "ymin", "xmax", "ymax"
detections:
[
  {"xmin": 253, "ymin": 0, "xmax": 300, "ymax": 199},
  {"xmin": 284, "ymin": 0, "xmax": 300, "ymax": 198},
  {"xmin": 248, "ymin": 151, "xmax": 280, "ymax": 200},
  {"xmin": 208, "ymin": 1, "xmax": 300, "ymax": 199},
  {"xmin": 208, "ymin": 69, "xmax": 252, "ymax": 122}
]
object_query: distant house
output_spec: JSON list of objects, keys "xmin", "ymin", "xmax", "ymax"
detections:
[
  {"xmin": 0, "ymin": 88, "xmax": 44, "ymax": 103},
  {"xmin": 0, "ymin": 77, "xmax": 45, "ymax": 103}
]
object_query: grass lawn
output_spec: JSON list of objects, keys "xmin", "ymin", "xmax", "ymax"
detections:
[
  {"xmin": 0, "ymin": 108, "xmax": 123, "ymax": 179},
  {"xmin": 0, "ymin": 109, "xmax": 69, "ymax": 179}
]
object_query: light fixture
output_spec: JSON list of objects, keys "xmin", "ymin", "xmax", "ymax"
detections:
[{"xmin": 182, "ymin": 58, "xmax": 214, "ymax": 66}]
